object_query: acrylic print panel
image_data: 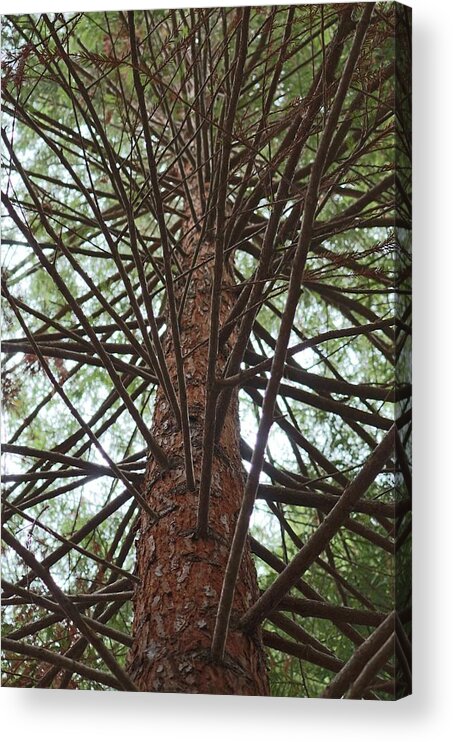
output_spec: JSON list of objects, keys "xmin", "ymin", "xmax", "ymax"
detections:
[{"xmin": 1, "ymin": 2, "xmax": 412, "ymax": 699}]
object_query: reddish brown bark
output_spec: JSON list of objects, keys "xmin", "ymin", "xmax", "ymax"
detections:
[{"xmin": 127, "ymin": 197, "xmax": 269, "ymax": 695}]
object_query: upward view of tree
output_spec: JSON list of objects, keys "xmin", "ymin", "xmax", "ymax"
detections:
[{"xmin": 1, "ymin": 2, "xmax": 411, "ymax": 699}]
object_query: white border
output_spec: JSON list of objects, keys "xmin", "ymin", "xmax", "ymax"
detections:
[{"xmin": 2, "ymin": 1, "xmax": 453, "ymax": 740}]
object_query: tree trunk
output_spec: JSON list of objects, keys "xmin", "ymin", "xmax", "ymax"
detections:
[{"xmin": 127, "ymin": 189, "xmax": 269, "ymax": 695}]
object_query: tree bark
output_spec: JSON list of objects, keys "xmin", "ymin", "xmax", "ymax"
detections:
[{"xmin": 127, "ymin": 189, "xmax": 269, "ymax": 695}]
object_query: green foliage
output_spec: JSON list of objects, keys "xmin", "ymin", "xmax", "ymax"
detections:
[{"xmin": 1, "ymin": 4, "xmax": 411, "ymax": 697}]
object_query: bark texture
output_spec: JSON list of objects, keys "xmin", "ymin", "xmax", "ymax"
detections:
[{"xmin": 127, "ymin": 198, "xmax": 269, "ymax": 695}]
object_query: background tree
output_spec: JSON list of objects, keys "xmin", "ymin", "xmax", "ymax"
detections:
[{"xmin": 1, "ymin": 2, "xmax": 411, "ymax": 698}]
